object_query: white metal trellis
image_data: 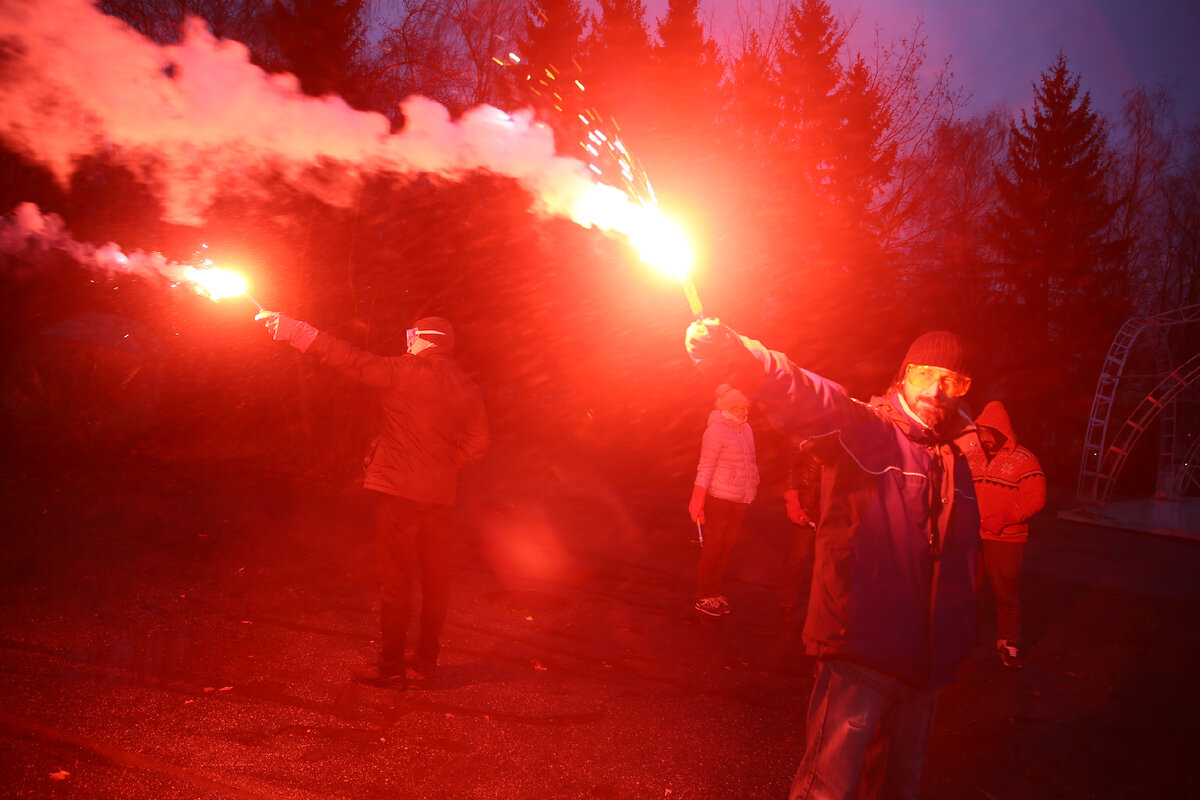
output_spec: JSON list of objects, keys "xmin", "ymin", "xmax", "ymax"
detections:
[{"xmin": 1077, "ymin": 304, "xmax": 1200, "ymax": 507}]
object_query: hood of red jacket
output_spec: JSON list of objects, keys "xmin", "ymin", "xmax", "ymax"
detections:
[{"xmin": 975, "ymin": 400, "xmax": 1016, "ymax": 453}]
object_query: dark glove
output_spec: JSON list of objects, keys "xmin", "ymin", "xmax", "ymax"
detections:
[
  {"xmin": 685, "ymin": 317, "xmax": 763, "ymax": 390},
  {"xmin": 256, "ymin": 310, "xmax": 318, "ymax": 353}
]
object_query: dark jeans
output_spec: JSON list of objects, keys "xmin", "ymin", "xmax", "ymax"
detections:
[
  {"xmin": 376, "ymin": 494, "xmax": 452, "ymax": 670},
  {"xmin": 790, "ymin": 660, "xmax": 940, "ymax": 800},
  {"xmin": 980, "ymin": 539, "xmax": 1024, "ymax": 644},
  {"xmin": 697, "ymin": 495, "xmax": 748, "ymax": 599}
]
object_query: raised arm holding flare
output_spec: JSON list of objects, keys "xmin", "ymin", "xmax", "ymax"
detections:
[
  {"xmin": 685, "ymin": 319, "xmax": 981, "ymax": 800},
  {"xmin": 258, "ymin": 310, "xmax": 488, "ymax": 689}
]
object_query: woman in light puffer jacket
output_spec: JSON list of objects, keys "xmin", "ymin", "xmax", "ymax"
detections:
[{"xmin": 688, "ymin": 383, "xmax": 760, "ymax": 616}]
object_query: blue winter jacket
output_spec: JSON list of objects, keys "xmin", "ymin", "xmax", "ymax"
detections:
[{"xmin": 744, "ymin": 339, "xmax": 981, "ymax": 688}]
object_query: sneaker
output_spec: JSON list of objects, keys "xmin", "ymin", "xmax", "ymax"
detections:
[
  {"xmin": 715, "ymin": 596, "xmax": 732, "ymax": 615},
  {"xmin": 997, "ymin": 640, "xmax": 1021, "ymax": 668},
  {"xmin": 352, "ymin": 663, "xmax": 406, "ymax": 688},
  {"xmin": 694, "ymin": 597, "xmax": 724, "ymax": 617},
  {"xmin": 404, "ymin": 657, "xmax": 438, "ymax": 684}
]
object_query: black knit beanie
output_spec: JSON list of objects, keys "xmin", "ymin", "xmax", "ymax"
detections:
[{"xmin": 901, "ymin": 331, "xmax": 967, "ymax": 375}]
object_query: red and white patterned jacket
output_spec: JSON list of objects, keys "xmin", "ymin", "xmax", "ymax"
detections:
[{"xmin": 967, "ymin": 401, "xmax": 1046, "ymax": 543}]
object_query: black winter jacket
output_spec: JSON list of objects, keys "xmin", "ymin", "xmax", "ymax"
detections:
[{"xmin": 308, "ymin": 334, "xmax": 489, "ymax": 505}]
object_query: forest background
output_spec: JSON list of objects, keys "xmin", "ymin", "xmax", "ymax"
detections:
[{"xmin": 1, "ymin": 0, "xmax": 1197, "ymax": 499}]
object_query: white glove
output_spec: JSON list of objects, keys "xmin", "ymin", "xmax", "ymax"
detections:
[{"xmin": 256, "ymin": 310, "xmax": 318, "ymax": 353}]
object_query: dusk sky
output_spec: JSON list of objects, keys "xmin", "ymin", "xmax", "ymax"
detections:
[{"xmin": 649, "ymin": 0, "xmax": 1200, "ymax": 122}]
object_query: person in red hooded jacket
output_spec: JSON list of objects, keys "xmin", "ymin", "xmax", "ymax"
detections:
[{"xmin": 966, "ymin": 401, "xmax": 1046, "ymax": 668}]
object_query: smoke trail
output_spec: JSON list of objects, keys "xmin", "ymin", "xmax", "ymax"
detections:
[
  {"xmin": 0, "ymin": 201, "xmax": 217, "ymax": 295},
  {"xmin": 0, "ymin": 0, "xmax": 632, "ymax": 230}
]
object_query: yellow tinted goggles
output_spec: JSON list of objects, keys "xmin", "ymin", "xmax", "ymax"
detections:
[{"xmin": 904, "ymin": 363, "xmax": 971, "ymax": 397}]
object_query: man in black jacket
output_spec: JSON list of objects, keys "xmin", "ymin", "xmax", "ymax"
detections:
[{"xmin": 259, "ymin": 311, "xmax": 489, "ymax": 688}]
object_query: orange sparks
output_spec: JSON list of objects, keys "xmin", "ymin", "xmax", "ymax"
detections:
[{"xmin": 495, "ymin": 51, "xmax": 702, "ymax": 314}]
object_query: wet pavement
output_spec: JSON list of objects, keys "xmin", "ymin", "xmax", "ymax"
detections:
[{"xmin": 2, "ymin": 444, "xmax": 1199, "ymax": 799}]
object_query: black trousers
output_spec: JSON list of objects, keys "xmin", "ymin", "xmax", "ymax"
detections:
[
  {"xmin": 697, "ymin": 495, "xmax": 748, "ymax": 599},
  {"xmin": 375, "ymin": 494, "xmax": 452, "ymax": 669}
]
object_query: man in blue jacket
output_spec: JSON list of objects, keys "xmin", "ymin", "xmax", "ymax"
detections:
[
  {"xmin": 685, "ymin": 322, "xmax": 980, "ymax": 800},
  {"xmin": 260, "ymin": 311, "xmax": 489, "ymax": 689}
]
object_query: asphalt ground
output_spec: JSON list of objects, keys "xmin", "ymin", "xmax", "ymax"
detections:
[{"xmin": 2, "ymin": 443, "xmax": 1199, "ymax": 799}]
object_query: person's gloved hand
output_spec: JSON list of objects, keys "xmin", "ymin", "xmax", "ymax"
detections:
[
  {"xmin": 689, "ymin": 484, "xmax": 707, "ymax": 525},
  {"xmin": 256, "ymin": 310, "xmax": 318, "ymax": 353},
  {"xmin": 685, "ymin": 317, "xmax": 763, "ymax": 389}
]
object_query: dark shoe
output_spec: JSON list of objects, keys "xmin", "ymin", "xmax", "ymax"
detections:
[
  {"xmin": 998, "ymin": 640, "xmax": 1021, "ymax": 669},
  {"xmin": 694, "ymin": 597, "xmax": 724, "ymax": 617},
  {"xmin": 352, "ymin": 663, "xmax": 406, "ymax": 688},
  {"xmin": 405, "ymin": 657, "xmax": 438, "ymax": 684}
]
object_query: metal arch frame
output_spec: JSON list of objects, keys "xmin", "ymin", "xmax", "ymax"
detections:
[
  {"xmin": 1173, "ymin": 434, "xmax": 1200, "ymax": 498},
  {"xmin": 1093, "ymin": 351, "xmax": 1200, "ymax": 505},
  {"xmin": 1077, "ymin": 317, "xmax": 1171, "ymax": 503},
  {"xmin": 1077, "ymin": 304, "xmax": 1200, "ymax": 507}
]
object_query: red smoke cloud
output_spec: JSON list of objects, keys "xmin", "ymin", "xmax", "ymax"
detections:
[{"xmin": 0, "ymin": 0, "xmax": 624, "ymax": 228}]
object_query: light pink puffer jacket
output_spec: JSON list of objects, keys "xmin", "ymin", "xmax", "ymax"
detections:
[{"xmin": 695, "ymin": 409, "xmax": 759, "ymax": 504}]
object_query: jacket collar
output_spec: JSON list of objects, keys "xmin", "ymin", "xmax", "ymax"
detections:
[{"xmin": 873, "ymin": 392, "xmax": 972, "ymax": 447}]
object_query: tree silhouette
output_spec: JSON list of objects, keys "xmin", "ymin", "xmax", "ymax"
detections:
[
  {"xmin": 100, "ymin": 0, "xmax": 269, "ymax": 45},
  {"xmin": 581, "ymin": 0, "xmax": 655, "ymax": 154},
  {"xmin": 763, "ymin": 1, "xmax": 895, "ymax": 358},
  {"xmin": 517, "ymin": 0, "xmax": 587, "ymax": 80},
  {"xmin": 988, "ymin": 52, "xmax": 1131, "ymax": 461},
  {"xmin": 261, "ymin": 0, "xmax": 372, "ymax": 107},
  {"xmin": 648, "ymin": 0, "xmax": 725, "ymax": 177},
  {"xmin": 991, "ymin": 54, "xmax": 1128, "ymax": 347},
  {"xmin": 507, "ymin": 0, "xmax": 589, "ymax": 149}
]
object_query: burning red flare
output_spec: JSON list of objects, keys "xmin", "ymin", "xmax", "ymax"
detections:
[
  {"xmin": 183, "ymin": 266, "xmax": 250, "ymax": 302},
  {"xmin": 569, "ymin": 185, "xmax": 702, "ymax": 314}
]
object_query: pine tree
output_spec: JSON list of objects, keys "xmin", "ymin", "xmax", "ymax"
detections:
[
  {"xmin": 580, "ymin": 0, "xmax": 655, "ymax": 153},
  {"xmin": 767, "ymin": 0, "xmax": 894, "ymax": 356},
  {"xmin": 635, "ymin": 0, "xmax": 726, "ymax": 214},
  {"xmin": 776, "ymin": 0, "xmax": 845, "ymax": 203},
  {"xmin": 988, "ymin": 52, "xmax": 1130, "ymax": 463},
  {"xmin": 722, "ymin": 29, "xmax": 778, "ymax": 154},
  {"xmin": 705, "ymin": 28, "xmax": 785, "ymax": 329},
  {"xmin": 990, "ymin": 53, "xmax": 1128, "ymax": 359},
  {"xmin": 518, "ymin": 0, "xmax": 586, "ymax": 78},
  {"xmin": 832, "ymin": 55, "xmax": 893, "ymax": 229},
  {"xmin": 508, "ymin": 0, "xmax": 588, "ymax": 147},
  {"xmin": 897, "ymin": 112, "xmax": 1009, "ymax": 342},
  {"xmin": 718, "ymin": 28, "xmax": 780, "ymax": 227},
  {"xmin": 263, "ymin": 0, "xmax": 370, "ymax": 105},
  {"xmin": 650, "ymin": 0, "xmax": 724, "ymax": 159}
]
